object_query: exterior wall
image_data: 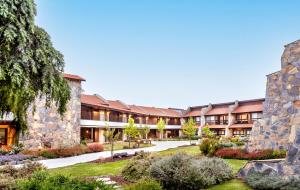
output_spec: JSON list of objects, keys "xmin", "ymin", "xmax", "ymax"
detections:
[
  {"xmin": 19, "ymin": 79, "xmax": 82, "ymax": 150},
  {"xmin": 249, "ymin": 41, "xmax": 300, "ymax": 152}
]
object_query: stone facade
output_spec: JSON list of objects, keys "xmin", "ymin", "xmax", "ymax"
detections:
[
  {"xmin": 249, "ymin": 40, "xmax": 300, "ymax": 152},
  {"xmin": 19, "ymin": 79, "xmax": 82, "ymax": 150},
  {"xmin": 240, "ymin": 40, "xmax": 300, "ymax": 178}
]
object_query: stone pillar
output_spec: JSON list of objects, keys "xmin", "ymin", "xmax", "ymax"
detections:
[
  {"xmin": 226, "ymin": 101, "xmax": 238, "ymax": 138},
  {"xmin": 198, "ymin": 104, "xmax": 212, "ymax": 136}
]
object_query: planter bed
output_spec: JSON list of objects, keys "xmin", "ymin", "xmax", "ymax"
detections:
[{"xmin": 0, "ymin": 154, "xmax": 39, "ymax": 166}]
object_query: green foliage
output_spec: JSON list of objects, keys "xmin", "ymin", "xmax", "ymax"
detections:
[
  {"xmin": 124, "ymin": 118, "xmax": 139, "ymax": 148},
  {"xmin": 17, "ymin": 170, "xmax": 114, "ymax": 190},
  {"xmin": 40, "ymin": 151, "xmax": 58, "ymax": 159},
  {"xmin": 121, "ymin": 152, "xmax": 154, "ymax": 181},
  {"xmin": 245, "ymin": 171, "xmax": 300, "ymax": 190},
  {"xmin": 199, "ymin": 138, "xmax": 220, "ymax": 156},
  {"xmin": 124, "ymin": 178, "xmax": 163, "ymax": 190},
  {"xmin": 104, "ymin": 125, "xmax": 121, "ymax": 159},
  {"xmin": 139, "ymin": 125, "xmax": 151, "ymax": 139},
  {"xmin": 156, "ymin": 118, "xmax": 166, "ymax": 139},
  {"xmin": 0, "ymin": 0, "xmax": 71, "ymax": 132},
  {"xmin": 0, "ymin": 161, "xmax": 45, "ymax": 189},
  {"xmin": 182, "ymin": 117, "xmax": 197, "ymax": 144},
  {"xmin": 202, "ymin": 124, "xmax": 216, "ymax": 138},
  {"xmin": 149, "ymin": 153, "xmax": 233, "ymax": 190}
]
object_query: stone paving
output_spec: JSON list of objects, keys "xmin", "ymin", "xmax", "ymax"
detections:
[{"xmin": 38, "ymin": 141, "xmax": 192, "ymax": 169}]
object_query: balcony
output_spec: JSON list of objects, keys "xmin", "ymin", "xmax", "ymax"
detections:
[
  {"xmin": 206, "ymin": 120, "xmax": 228, "ymax": 125},
  {"xmin": 235, "ymin": 119, "xmax": 253, "ymax": 124},
  {"xmin": 80, "ymin": 119, "xmax": 181, "ymax": 129}
]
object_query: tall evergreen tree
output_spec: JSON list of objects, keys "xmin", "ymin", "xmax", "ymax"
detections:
[{"xmin": 0, "ymin": 0, "xmax": 71, "ymax": 131}]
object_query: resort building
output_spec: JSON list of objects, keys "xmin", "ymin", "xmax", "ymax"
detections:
[{"xmin": 0, "ymin": 73, "xmax": 264, "ymax": 149}]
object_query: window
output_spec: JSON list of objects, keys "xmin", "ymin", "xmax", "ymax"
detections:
[
  {"xmin": 251, "ymin": 112, "xmax": 262, "ymax": 121},
  {"xmin": 236, "ymin": 114, "xmax": 249, "ymax": 124},
  {"xmin": 205, "ymin": 116, "xmax": 215, "ymax": 124},
  {"xmin": 0, "ymin": 128, "xmax": 7, "ymax": 145},
  {"xmin": 233, "ymin": 129, "xmax": 245, "ymax": 136},
  {"xmin": 195, "ymin": 117, "xmax": 201, "ymax": 122}
]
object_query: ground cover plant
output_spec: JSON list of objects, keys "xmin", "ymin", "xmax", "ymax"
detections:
[
  {"xmin": 0, "ymin": 161, "xmax": 45, "ymax": 189},
  {"xmin": 214, "ymin": 148, "xmax": 286, "ymax": 160},
  {"xmin": 245, "ymin": 171, "xmax": 300, "ymax": 190},
  {"xmin": 23, "ymin": 144, "xmax": 104, "ymax": 159}
]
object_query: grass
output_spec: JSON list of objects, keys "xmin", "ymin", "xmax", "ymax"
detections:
[
  {"xmin": 103, "ymin": 141, "xmax": 153, "ymax": 151},
  {"xmin": 207, "ymin": 179, "xmax": 252, "ymax": 190},
  {"xmin": 51, "ymin": 160, "xmax": 129, "ymax": 177},
  {"xmin": 153, "ymin": 145, "xmax": 199, "ymax": 157},
  {"xmin": 50, "ymin": 145, "xmax": 252, "ymax": 189}
]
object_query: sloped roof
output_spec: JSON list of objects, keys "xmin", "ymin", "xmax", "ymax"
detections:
[
  {"xmin": 232, "ymin": 103, "xmax": 263, "ymax": 113},
  {"xmin": 64, "ymin": 73, "xmax": 86, "ymax": 81},
  {"xmin": 206, "ymin": 106, "xmax": 229, "ymax": 116},
  {"xmin": 81, "ymin": 94, "xmax": 109, "ymax": 107},
  {"xmin": 184, "ymin": 109, "xmax": 201, "ymax": 117}
]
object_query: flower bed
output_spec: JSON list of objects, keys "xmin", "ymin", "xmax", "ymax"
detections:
[
  {"xmin": 0, "ymin": 154, "xmax": 36, "ymax": 165},
  {"xmin": 22, "ymin": 143, "xmax": 104, "ymax": 159},
  {"xmin": 214, "ymin": 148, "xmax": 286, "ymax": 160}
]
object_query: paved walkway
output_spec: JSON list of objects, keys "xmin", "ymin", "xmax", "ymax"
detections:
[{"xmin": 39, "ymin": 141, "xmax": 193, "ymax": 169}]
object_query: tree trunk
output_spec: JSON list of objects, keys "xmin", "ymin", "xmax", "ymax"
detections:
[
  {"xmin": 111, "ymin": 140, "xmax": 114, "ymax": 160},
  {"xmin": 128, "ymin": 136, "xmax": 131, "ymax": 148}
]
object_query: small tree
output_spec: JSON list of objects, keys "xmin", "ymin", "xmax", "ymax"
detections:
[
  {"xmin": 182, "ymin": 117, "xmax": 197, "ymax": 145},
  {"xmin": 157, "ymin": 118, "xmax": 166, "ymax": 140},
  {"xmin": 139, "ymin": 125, "xmax": 151, "ymax": 140},
  {"xmin": 104, "ymin": 125, "xmax": 120, "ymax": 160},
  {"xmin": 202, "ymin": 124, "xmax": 215, "ymax": 138},
  {"xmin": 124, "ymin": 118, "xmax": 139, "ymax": 148}
]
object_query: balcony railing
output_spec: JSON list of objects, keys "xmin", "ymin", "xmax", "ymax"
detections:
[{"xmin": 206, "ymin": 120, "xmax": 228, "ymax": 125}]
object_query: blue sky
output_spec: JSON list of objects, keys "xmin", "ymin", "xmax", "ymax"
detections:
[{"xmin": 35, "ymin": 0, "xmax": 300, "ymax": 108}]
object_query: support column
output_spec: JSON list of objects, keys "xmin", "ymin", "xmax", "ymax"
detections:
[
  {"xmin": 226, "ymin": 101, "xmax": 238, "ymax": 138},
  {"xmin": 100, "ymin": 111, "xmax": 105, "ymax": 121}
]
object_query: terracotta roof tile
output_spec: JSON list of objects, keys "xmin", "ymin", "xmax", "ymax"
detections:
[
  {"xmin": 232, "ymin": 103, "xmax": 263, "ymax": 113},
  {"xmin": 184, "ymin": 109, "xmax": 201, "ymax": 117},
  {"xmin": 108, "ymin": 100, "xmax": 131, "ymax": 112},
  {"xmin": 206, "ymin": 106, "xmax": 229, "ymax": 116},
  {"xmin": 64, "ymin": 73, "xmax": 86, "ymax": 81},
  {"xmin": 81, "ymin": 94, "xmax": 109, "ymax": 107}
]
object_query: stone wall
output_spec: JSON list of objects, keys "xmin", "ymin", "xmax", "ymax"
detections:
[
  {"xmin": 249, "ymin": 40, "xmax": 300, "ymax": 151},
  {"xmin": 20, "ymin": 79, "xmax": 82, "ymax": 150},
  {"xmin": 240, "ymin": 40, "xmax": 300, "ymax": 178}
]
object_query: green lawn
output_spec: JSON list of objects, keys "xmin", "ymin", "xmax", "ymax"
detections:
[
  {"xmin": 50, "ymin": 145, "xmax": 252, "ymax": 189},
  {"xmin": 103, "ymin": 141, "xmax": 153, "ymax": 151},
  {"xmin": 51, "ymin": 160, "xmax": 129, "ymax": 177}
]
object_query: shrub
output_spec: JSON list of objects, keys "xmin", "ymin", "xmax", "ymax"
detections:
[
  {"xmin": 0, "ymin": 161, "xmax": 45, "ymax": 189},
  {"xmin": 199, "ymin": 138, "xmax": 220, "ymax": 156},
  {"xmin": 124, "ymin": 178, "xmax": 163, "ymax": 190},
  {"xmin": 214, "ymin": 148, "xmax": 287, "ymax": 160},
  {"xmin": 149, "ymin": 153, "xmax": 233, "ymax": 190},
  {"xmin": 17, "ymin": 170, "xmax": 114, "ymax": 190},
  {"xmin": 38, "ymin": 144, "xmax": 98, "ymax": 158},
  {"xmin": 245, "ymin": 171, "xmax": 300, "ymax": 190},
  {"xmin": 121, "ymin": 152, "xmax": 155, "ymax": 181},
  {"xmin": 40, "ymin": 150, "xmax": 59, "ymax": 159},
  {"xmin": 87, "ymin": 143, "xmax": 104, "ymax": 152}
]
